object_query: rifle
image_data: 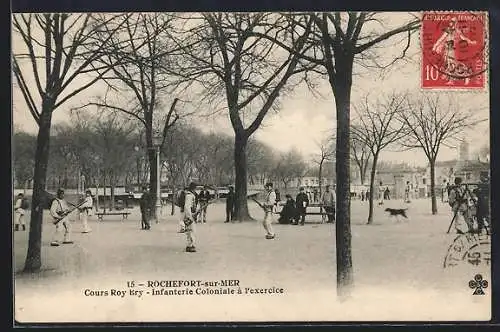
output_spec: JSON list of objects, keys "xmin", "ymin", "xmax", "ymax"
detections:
[
  {"xmin": 251, "ymin": 197, "xmax": 277, "ymax": 214},
  {"xmin": 52, "ymin": 198, "xmax": 88, "ymax": 225}
]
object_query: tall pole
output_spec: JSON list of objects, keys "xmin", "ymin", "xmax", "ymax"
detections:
[
  {"xmin": 95, "ymin": 167, "xmax": 100, "ymax": 211},
  {"xmin": 156, "ymin": 146, "xmax": 161, "ymax": 223}
]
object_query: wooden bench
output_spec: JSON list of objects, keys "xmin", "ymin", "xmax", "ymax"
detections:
[
  {"xmin": 96, "ymin": 211, "xmax": 131, "ymax": 222},
  {"xmin": 275, "ymin": 203, "xmax": 335, "ymax": 222}
]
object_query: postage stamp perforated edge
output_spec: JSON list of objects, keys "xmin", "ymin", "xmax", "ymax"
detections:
[{"xmin": 419, "ymin": 10, "xmax": 489, "ymax": 93}]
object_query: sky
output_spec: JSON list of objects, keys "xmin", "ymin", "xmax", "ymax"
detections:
[{"xmin": 12, "ymin": 12, "xmax": 490, "ymax": 167}]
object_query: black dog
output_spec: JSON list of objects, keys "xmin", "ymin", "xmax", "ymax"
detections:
[{"xmin": 385, "ymin": 208, "xmax": 408, "ymax": 221}]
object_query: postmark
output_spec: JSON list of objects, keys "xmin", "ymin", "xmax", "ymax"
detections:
[
  {"xmin": 443, "ymin": 233, "xmax": 491, "ymax": 268},
  {"xmin": 421, "ymin": 11, "xmax": 487, "ymax": 89}
]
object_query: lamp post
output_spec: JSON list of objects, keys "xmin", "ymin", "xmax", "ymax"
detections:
[
  {"xmin": 94, "ymin": 155, "xmax": 100, "ymax": 212},
  {"xmin": 152, "ymin": 131, "xmax": 163, "ymax": 224}
]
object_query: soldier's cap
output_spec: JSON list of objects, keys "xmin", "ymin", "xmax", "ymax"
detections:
[
  {"xmin": 57, "ymin": 189, "xmax": 65, "ymax": 195},
  {"xmin": 265, "ymin": 182, "xmax": 273, "ymax": 188},
  {"xmin": 299, "ymin": 187, "xmax": 304, "ymax": 191},
  {"xmin": 17, "ymin": 193, "xmax": 23, "ymax": 197},
  {"xmin": 188, "ymin": 182, "xmax": 196, "ymax": 190}
]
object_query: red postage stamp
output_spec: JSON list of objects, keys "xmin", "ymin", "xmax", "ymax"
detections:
[{"xmin": 421, "ymin": 12, "xmax": 487, "ymax": 89}]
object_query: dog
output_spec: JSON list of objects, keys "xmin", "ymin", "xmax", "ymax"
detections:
[{"xmin": 384, "ymin": 208, "xmax": 408, "ymax": 222}]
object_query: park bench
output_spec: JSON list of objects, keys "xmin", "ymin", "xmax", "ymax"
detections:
[
  {"xmin": 96, "ymin": 211, "xmax": 131, "ymax": 222},
  {"xmin": 274, "ymin": 202, "xmax": 335, "ymax": 223}
]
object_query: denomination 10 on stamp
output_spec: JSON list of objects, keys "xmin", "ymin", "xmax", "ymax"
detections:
[{"xmin": 421, "ymin": 11, "xmax": 487, "ymax": 89}]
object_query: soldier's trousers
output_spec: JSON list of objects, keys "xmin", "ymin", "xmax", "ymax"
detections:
[
  {"xmin": 263, "ymin": 211, "xmax": 274, "ymax": 236},
  {"xmin": 52, "ymin": 219, "xmax": 71, "ymax": 243},
  {"xmin": 184, "ymin": 218, "xmax": 196, "ymax": 247}
]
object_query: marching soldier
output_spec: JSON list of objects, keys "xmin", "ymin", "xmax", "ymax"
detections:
[
  {"xmin": 14, "ymin": 193, "xmax": 27, "ymax": 231},
  {"xmin": 79, "ymin": 190, "xmax": 93, "ymax": 233},
  {"xmin": 50, "ymin": 189, "xmax": 74, "ymax": 246}
]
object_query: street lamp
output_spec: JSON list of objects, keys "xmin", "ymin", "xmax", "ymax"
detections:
[{"xmin": 152, "ymin": 130, "xmax": 163, "ymax": 224}]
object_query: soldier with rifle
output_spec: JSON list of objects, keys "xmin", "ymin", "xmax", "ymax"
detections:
[{"xmin": 50, "ymin": 189, "xmax": 76, "ymax": 246}]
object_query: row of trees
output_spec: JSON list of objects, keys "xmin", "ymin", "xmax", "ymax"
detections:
[{"xmin": 13, "ymin": 113, "xmax": 311, "ymax": 197}]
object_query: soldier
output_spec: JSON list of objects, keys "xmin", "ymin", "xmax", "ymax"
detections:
[
  {"xmin": 198, "ymin": 186, "xmax": 211, "ymax": 223},
  {"xmin": 50, "ymin": 189, "xmax": 74, "ymax": 246},
  {"xmin": 295, "ymin": 187, "xmax": 309, "ymax": 226},
  {"xmin": 378, "ymin": 181, "xmax": 385, "ymax": 205},
  {"xmin": 404, "ymin": 181, "xmax": 411, "ymax": 203},
  {"xmin": 79, "ymin": 190, "xmax": 93, "ymax": 233},
  {"xmin": 321, "ymin": 185, "xmax": 336, "ymax": 223},
  {"xmin": 14, "ymin": 193, "xmax": 27, "ymax": 231},
  {"xmin": 262, "ymin": 182, "xmax": 276, "ymax": 239},
  {"xmin": 139, "ymin": 186, "xmax": 152, "ymax": 230},
  {"xmin": 183, "ymin": 182, "xmax": 198, "ymax": 252},
  {"xmin": 225, "ymin": 186, "xmax": 235, "ymax": 223},
  {"xmin": 448, "ymin": 177, "xmax": 470, "ymax": 234}
]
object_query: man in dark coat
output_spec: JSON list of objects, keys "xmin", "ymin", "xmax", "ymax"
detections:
[
  {"xmin": 278, "ymin": 194, "xmax": 297, "ymax": 224},
  {"xmin": 225, "ymin": 186, "xmax": 235, "ymax": 223},
  {"xmin": 139, "ymin": 186, "xmax": 152, "ymax": 230},
  {"xmin": 295, "ymin": 187, "xmax": 309, "ymax": 226},
  {"xmin": 474, "ymin": 172, "xmax": 490, "ymax": 234}
]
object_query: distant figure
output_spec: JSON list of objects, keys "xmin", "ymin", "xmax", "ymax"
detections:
[
  {"xmin": 225, "ymin": 186, "xmax": 235, "ymax": 223},
  {"xmin": 404, "ymin": 181, "xmax": 412, "ymax": 203},
  {"xmin": 378, "ymin": 181, "xmax": 385, "ymax": 205},
  {"xmin": 295, "ymin": 187, "xmax": 309, "ymax": 226},
  {"xmin": 139, "ymin": 186, "xmax": 152, "ymax": 230},
  {"xmin": 278, "ymin": 194, "xmax": 297, "ymax": 224},
  {"xmin": 361, "ymin": 190, "xmax": 365, "ymax": 201},
  {"xmin": 313, "ymin": 188, "xmax": 319, "ymax": 203},
  {"xmin": 442, "ymin": 180, "xmax": 449, "ymax": 203},
  {"xmin": 14, "ymin": 193, "xmax": 27, "ymax": 232},
  {"xmin": 198, "ymin": 186, "xmax": 211, "ymax": 223},
  {"xmin": 79, "ymin": 190, "xmax": 93, "ymax": 233},
  {"xmin": 321, "ymin": 185, "xmax": 336, "ymax": 223},
  {"xmin": 384, "ymin": 187, "xmax": 391, "ymax": 200}
]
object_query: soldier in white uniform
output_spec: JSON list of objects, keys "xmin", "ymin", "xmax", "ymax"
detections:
[
  {"xmin": 79, "ymin": 190, "xmax": 93, "ymax": 233},
  {"xmin": 263, "ymin": 182, "xmax": 276, "ymax": 239},
  {"xmin": 50, "ymin": 189, "xmax": 74, "ymax": 246},
  {"xmin": 183, "ymin": 182, "xmax": 198, "ymax": 252},
  {"xmin": 14, "ymin": 193, "xmax": 26, "ymax": 231}
]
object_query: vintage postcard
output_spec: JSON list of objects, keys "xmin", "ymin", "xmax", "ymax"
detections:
[{"xmin": 12, "ymin": 11, "xmax": 491, "ymax": 323}]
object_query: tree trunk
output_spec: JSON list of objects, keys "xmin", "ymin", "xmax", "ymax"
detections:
[
  {"xmin": 332, "ymin": 54, "xmax": 354, "ymax": 299},
  {"xmin": 233, "ymin": 132, "xmax": 252, "ymax": 221},
  {"xmin": 430, "ymin": 159, "xmax": 437, "ymax": 215},
  {"xmin": 148, "ymin": 145, "xmax": 158, "ymax": 219},
  {"xmin": 24, "ymin": 105, "xmax": 53, "ymax": 272},
  {"xmin": 367, "ymin": 154, "xmax": 379, "ymax": 225},
  {"xmin": 361, "ymin": 162, "xmax": 369, "ymax": 185},
  {"xmin": 103, "ymin": 171, "xmax": 107, "ymax": 213}
]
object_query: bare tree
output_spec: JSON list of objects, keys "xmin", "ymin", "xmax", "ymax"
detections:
[
  {"xmin": 311, "ymin": 137, "xmax": 335, "ymax": 197},
  {"xmin": 352, "ymin": 93, "xmax": 407, "ymax": 225},
  {"xmin": 172, "ymin": 13, "xmax": 315, "ymax": 221},
  {"xmin": 257, "ymin": 12, "xmax": 420, "ymax": 296},
  {"xmin": 351, "ymin": 130, "xmax": 371, "ymax": 185},
  {"xmin": 272, "ymin": 149, "xmax": 307, "ymax": 189},
  {"xmin": 400, "ymin": 94, "xmax": 484, "ymax": 214},
  {"xmin": 12, "ymin": 13, "xmax": 130, "ymax": 272},
  {"xmin": 76, "ymin": 13, "xmax": 185, "ymax": 221}
]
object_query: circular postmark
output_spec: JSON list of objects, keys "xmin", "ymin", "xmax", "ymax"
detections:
[
  {"xmin": 443, "ymin": 233, "xmax": 491, "ymax": 268},
  {"xmin": 422, "ymin": 11, "xmax": 487, "ymax": 86}
]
